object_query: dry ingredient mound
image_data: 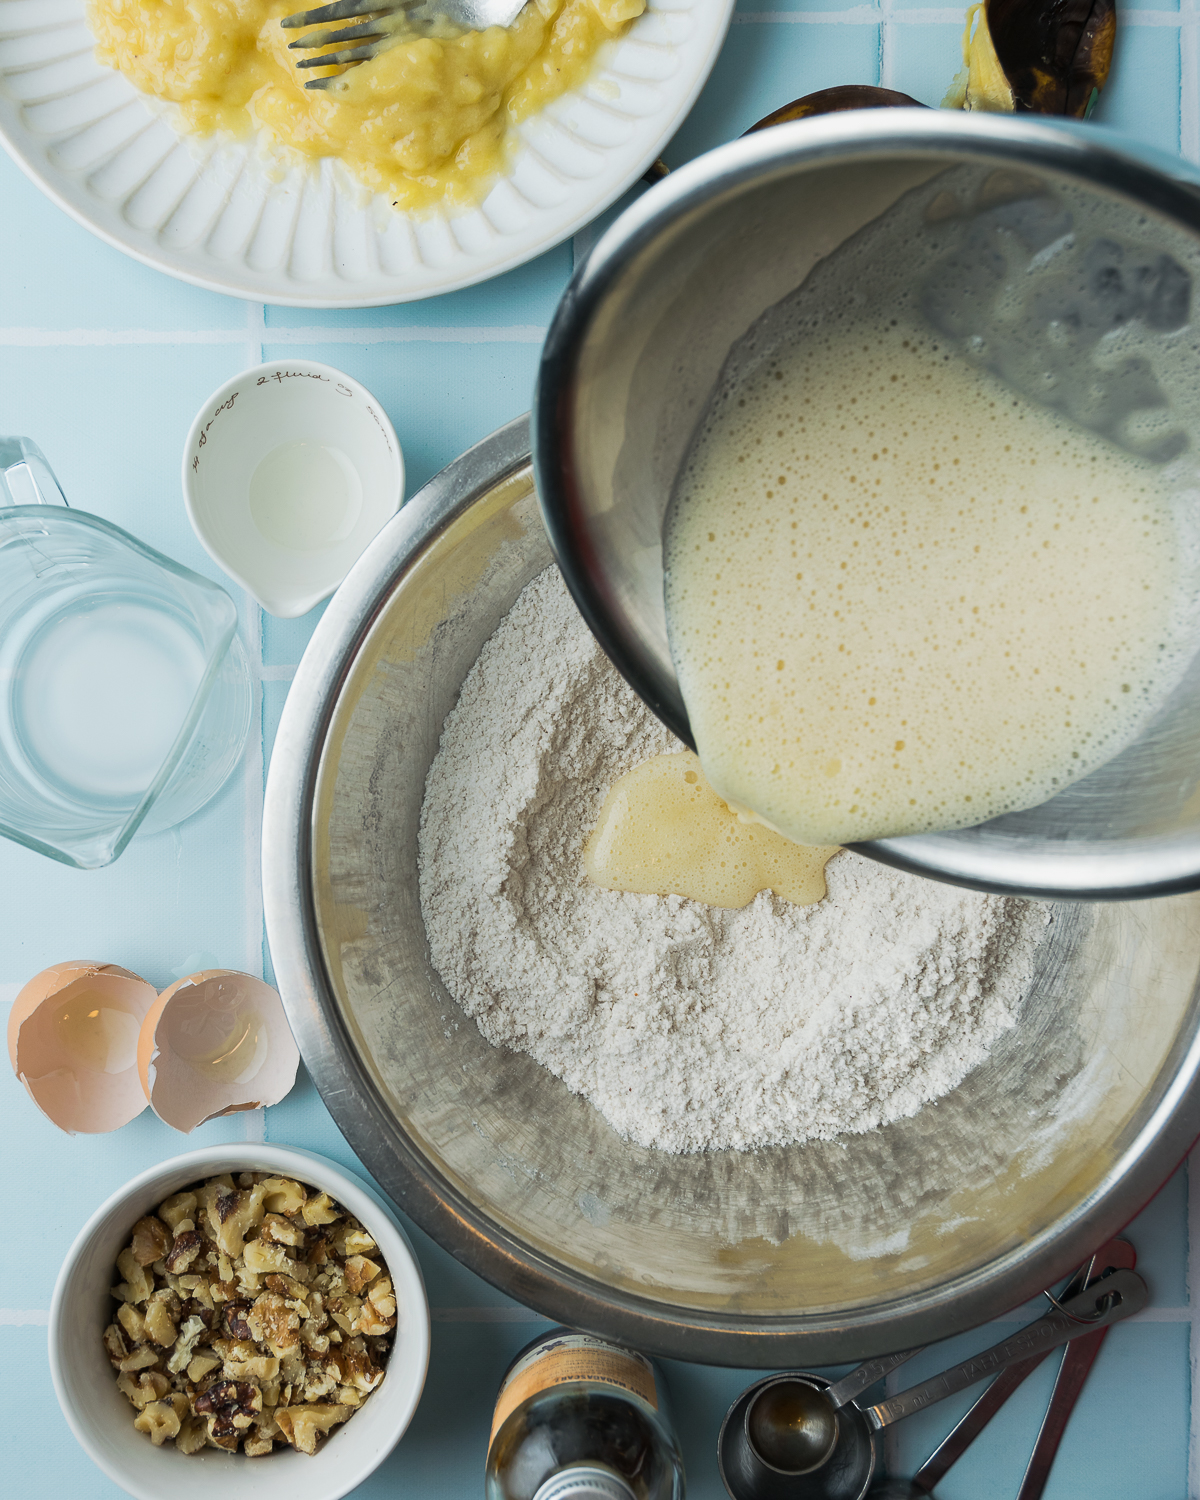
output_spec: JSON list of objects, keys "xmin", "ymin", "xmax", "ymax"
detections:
[{"xmin": 417, "ymin": 568, "xmax": 1049, "ymax": 1155}]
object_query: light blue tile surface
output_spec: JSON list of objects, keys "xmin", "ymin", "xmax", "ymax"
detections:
[
  {"xmin": 3, "ymin": 5, "xmax": 1198, "ymax": 1500},
  {"xmin": 0, "ymin": 152, "xmax": 239, "ymax": 333},
  {"xmin": 888, "ymin": 22, "xmax": 965, "ymax": 108},
  {"xmin": 665, "ymin": 21, "xmax": 884, "ymax": 161},
  {"xmin": 1102, "ymin": 21, "xmax": 1185, "ymax": 153},
  {"xmin": 263, "ymin": 244, "xmax": 573, "ymax": 331}
]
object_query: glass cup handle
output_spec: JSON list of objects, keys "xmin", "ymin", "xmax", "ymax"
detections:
[{"xmin": 0, "ymin": 436, "xmax": 68, "ymax": 508}]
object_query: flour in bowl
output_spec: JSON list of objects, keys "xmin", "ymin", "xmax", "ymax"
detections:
[{"xmin": 417, "ymin": 568, "xmax": 1049, "ymax": 1154}]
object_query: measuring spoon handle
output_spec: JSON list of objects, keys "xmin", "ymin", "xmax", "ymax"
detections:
[
  {"xmin": 1015, "ymin": 1324, "xmax": 1108, "ymax": 1500},
  {"xmin": 910, "ymin": 1236, "xmax": 1135, "ymax": 1493},
  {"xmin": 910, "ymin": 1351, "xmax": 1047, "ymax": 1492},
  {"xmin": 824, "ymin": 1347, "xmax": 925, "ymax": 1410},
  {"xmin": 860, "ymin": 1268, "xmax": 1146, "ymax": 1431}
]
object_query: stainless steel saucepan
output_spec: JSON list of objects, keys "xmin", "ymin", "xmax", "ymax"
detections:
[{"xmin": 533, "ymin": 111, "xmax": 1200, "ymax": 902}]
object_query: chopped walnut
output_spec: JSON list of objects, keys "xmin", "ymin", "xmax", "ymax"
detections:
[
  {"xmin": 329, "ymin": 1341, "xmax": 386, "ymax": 1394},
  {"xmin": 115, "ymin": 1248, "xmax": 153, "ymax": 1304},
  {"xmin": 302, "ymin": 1364, "xmax": 337, "ymax": 1401},
  {"xmin": 107, "ymin": 1172, "xmax": 393, "ymax": 1457},
  {"xmin": 166, "ymin": 1314, "xmax": 208, "ymax": 1376},
  {"xmin": 158, "ymin": 1192, "xmax": 198, "ymax": 1232},
  {"xmin": 195, "ymin": 1379, "xmax": 262, "ymax": 1438},
  {"xmin": 280, "ymin": 1344, "xmax": 306, "ymax": 1388},
  {"xmin": 330, "ymin": 1223, "xmax": 376, "ymax": 1259},
  {"xmin": 213, "ymin": 1336, "xmax": 281, "ymax": 1382},
  {"xmin": 261, "ymin": 1177, "xmax": 307, "ymax": 1215},
  {"xmin": 243, "ymin": 1240, "xmax": 298, "ymax": 1278},
  {"xmin": 353, "ymin": 1302, "xmax": 393, "ymax": 1338},
  {"xmin": 275, "ymin": 1403, "xmax": 351, "ymax": 1456},
  {"xmin": 301, "ymin": 1192, "xmax": 341, "ymax": 1228},
  {"xmin": 367, "ymin": 1277, "xmax": 396, "ymax": 1321},
  {"xmin": 116, "ymin": 1303, "xmax": 146, "ymax": 1344},
  {"xmin": 144, "ymin": 1298, "xmax": 177, "ymax": 1348},
  {"xmin": 118, "ymin": 1347, "xmax": 161, "ymax": 1374},
  {"xmin": 247, "ymin": 1293, "xmax": 301, "ymax": 1353},
  {"xmin": 221, "ymin": 1299, "xmax": 253, "ymax": 1340},
  {"xmin": 134, "ymin": 1396, "xmax": 187, "ymax": 1446},
  {"xmin": 328, "ymin": 1294, "xmax": 361, "ymax": 1334},
  {"xmin": 165, "ymin": 1229, "xmax": 204, "ymax": 1275},
  {"xmin": 264, "ymin": 1271, "xmax": 310, "ymax": 1306},
  {"xmin": 117, "ymin": 1371, "xmax": 170, "ymax": 1409},
  {"xmin": 130, "ymin": 1216, "xmax": 172, "ymax": 1267},
  {"xmin": 103, "ymin": 1324, "xmax": 128, "ymax": 1365},
  {"xmin": 343, "ymin": 1255, "xmax": 380, "ymax": 1295},
  {"xmin": 260, "ymin": 1212, "xmax": 306, "ymax": 1249},
  {"xmin": 176, "ymin": 1416, "xmax": 208, "ymax": 1455},
  {"xmin": 184, "ymin": 1278, "xmax": 214, "ymax": 1313},
  {"xmin": 205, "ymin": 1183, "xmax": 268, "ymax": 1258},
  {"xmin": 187, "ymin": 1351, "xmax": 221, "ymax": 1383}
]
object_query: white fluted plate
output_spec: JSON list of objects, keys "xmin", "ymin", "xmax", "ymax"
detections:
[{"xmin": 0, "ymin": 0, "xmax": 732, "ymax": 306}]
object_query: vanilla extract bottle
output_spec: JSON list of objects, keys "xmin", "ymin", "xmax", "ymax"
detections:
[{"xmin": 485, "ymin": 1328, "xmax": 686, "ymax": 1500}]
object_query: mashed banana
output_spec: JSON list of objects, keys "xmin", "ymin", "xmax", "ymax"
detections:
[{"xmin": 87, "ymin": 0, "xmax": 645, "ymax": 212}]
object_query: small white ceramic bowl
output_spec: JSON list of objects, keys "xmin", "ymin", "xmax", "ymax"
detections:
[
  {"xmin": 183, "ymin": 361, "xmax": 404, "ymax": 618},
  {"xmin": 50, "ymin": 1143, "xmax": 430, "ymax": 1500}
]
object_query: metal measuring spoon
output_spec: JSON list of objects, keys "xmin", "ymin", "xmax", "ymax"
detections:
[
  {"xmin": 718, "ymin": 1268, "xmax": 1146, "ymax": 1500},
  {"xmin": 911, "ymin": 1237, "xmax": 1135, "ymax": 1494},
  {"xmin": 739, "ymin": 1348, "xmax": 924, "ymax": 1476},
  {"xmin": 1014, "ymin": 1242, "xmax": 1137, "ymax": 1499}
]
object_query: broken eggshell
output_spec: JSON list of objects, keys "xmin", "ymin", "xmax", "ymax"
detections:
[
  {"xmin": 137, "ymin": 969, "xmax": 299, "ymax": 1131},
  {"xmin": 7, "ymin": 961, "xmax": 157, "ymax": 1134}
]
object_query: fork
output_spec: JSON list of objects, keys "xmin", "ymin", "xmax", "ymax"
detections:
[{"xmin": 282, "ymin": 0, "xmax": 530, "ymax": 88}]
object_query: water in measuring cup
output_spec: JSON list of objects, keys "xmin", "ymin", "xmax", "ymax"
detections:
[
  {"xmin": 12, "ymin": 595, "xmax": 206, "ymax": 807},
  {"xmin": 248, "ymin": 439, "xmax": 362, "ymax": 551}
]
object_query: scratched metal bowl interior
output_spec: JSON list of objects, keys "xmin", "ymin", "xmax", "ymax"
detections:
[{"xmin": 263, "ymin": 418, "xmax": 1200, "ymax": 1365}]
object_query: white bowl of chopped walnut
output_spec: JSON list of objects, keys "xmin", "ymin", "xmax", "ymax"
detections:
[{"xmin": 49, "ymin": 1143, "xmax": 430, "ymax": 1498}]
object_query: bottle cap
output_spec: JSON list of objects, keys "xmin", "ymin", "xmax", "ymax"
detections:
[{"xmin": 532, "ymin": 1466, "xmax": 638, "ymax": 1500}]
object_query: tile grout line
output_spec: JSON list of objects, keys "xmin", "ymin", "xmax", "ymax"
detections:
[
  {"xmin": 243, "ymin": 301, "xmax": 268, "ymax": 1147},
  {"xmin": 1182, "ymin": 0, "xmax": 1200, "ymax": 165},
  {"xmin": 0, "ymin": 325, "xmax": 548, "ymax": 347},
  {"xmin": 733, "ymin": 6, "xmax": 881, "ymax": 20},
  {"xmin": 878, "ymin": 0, "xmax": 894, "ymax": 91},
  {"xmin": 732, "ymin": 7, "xmax": 1178, "ymax": 20}
]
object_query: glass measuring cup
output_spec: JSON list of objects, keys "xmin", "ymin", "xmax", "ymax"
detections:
[{"xmin": 0, "ymin": 437, "xmax": 252, "ymax": 868}]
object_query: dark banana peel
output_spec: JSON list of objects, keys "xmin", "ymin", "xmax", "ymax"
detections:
[
  {"xmin": 642, "ymin": 86, "xmax": 923, "ymax": 181},
  {"xmin": 746, "ymin": 85, "xmax": 924, "ymax": 130},
  {"xmin": 643, "ymin": 0, "xmax": 1111, "ymax": 185},
  {"xmin": 946, "ymin": 0, "xmax": 1116, "ymax": 117}
]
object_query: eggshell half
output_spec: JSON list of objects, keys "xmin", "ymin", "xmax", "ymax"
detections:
[
  {"xmin": 137, "ymin": 969, "xmax": 300, "ymax": 1131},
  {"xmin": 7, "ymin": 961, "xmax": 157, "ymax": 1134}
]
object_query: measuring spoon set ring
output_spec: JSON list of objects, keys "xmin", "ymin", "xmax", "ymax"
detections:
[{"xmin": 718, "ymin": 1240, "xmax": 1144, "ymax": 1500}]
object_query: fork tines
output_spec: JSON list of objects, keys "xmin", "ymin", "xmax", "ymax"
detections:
[
  {"xmin": 283, "ymin": 0, "xmax": 422, "ymax": 88},
  {"xmin": 281, "ymin": 1, "xmax": 391, "ymax": 28}
]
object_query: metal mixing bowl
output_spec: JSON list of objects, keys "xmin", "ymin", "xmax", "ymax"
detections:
[
  {"xmin": 533, "ymin": 110, "xmax": 1200, "ymax": 901},
  {"xmin": 263, "ymin": 415, "xmax": 1200, "ymax": 1365}
]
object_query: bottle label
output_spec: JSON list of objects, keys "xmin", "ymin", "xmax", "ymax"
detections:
[{"xmin": 490, "ymin": 1332, "xmax": 658, "ymax": 1443}]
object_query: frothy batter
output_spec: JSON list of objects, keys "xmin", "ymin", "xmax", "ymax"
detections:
[{"xmin": 664, "ymin": 174, "xmax": 1199, "ymax": 847}]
